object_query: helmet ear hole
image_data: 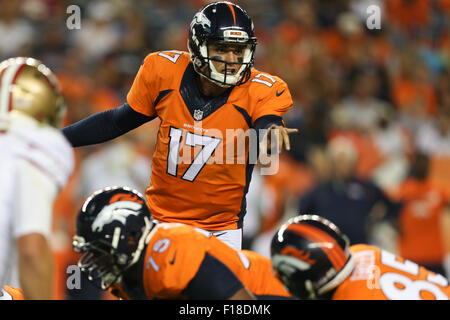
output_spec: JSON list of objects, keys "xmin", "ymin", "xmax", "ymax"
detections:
[
  {"xmin": 125, "ymin": 230, "xmax": 141, "ymax": 248},
  {"xmin": 127, "ymin": 233, "xmax": 136, "ymax": 245}
]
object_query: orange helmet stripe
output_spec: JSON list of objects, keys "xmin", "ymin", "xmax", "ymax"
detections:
[
  {"xmin": 286, "ymin": 224, "xmax": 348, "ymax": 271},
  {"xmin": 226, "ymin": 3, "xmax": 237, "ymax": 26},
  {"xmin": 109, "ymin": 192, "xmax": 144, "ymax": 204}
]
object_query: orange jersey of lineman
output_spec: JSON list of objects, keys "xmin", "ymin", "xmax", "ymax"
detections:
[
  {"xmin": 127, "ymin": 51, "xmax": 293, "ymax": 230},
  {"xmin": 140, "ymin": 223, "xmax": 291, "ymax": 299},
  {"xmin": 0, "ymin": 286, "xmax": 25, "ymax": 300},
  {"xmin": 332, "ymin": 244, "xmax": 450, "ymax": 300},
  {"xmin": 394, "ymin": 179, "xmax": 448, "ymax": 264}
]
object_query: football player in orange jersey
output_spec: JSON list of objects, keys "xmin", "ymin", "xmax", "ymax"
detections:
[
  {"xmin": 72, "ymin": 186, "xmax": 292, "ymax": 300},
  {"xmin": 392, "ymin": 152, "xmax": 450, "ymax": 278},
  {"xmin": 62, "ymin": 1, "xmax": 297, "ymax": 250},
  {"xmin": 271, "ymin": 215, "xmax": 450, "ymax": 300}
]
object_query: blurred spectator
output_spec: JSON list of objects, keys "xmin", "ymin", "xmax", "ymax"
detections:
[
  {"xmin": 393, "ymin": 51, "xmax": 438, "ymax": 133},
  {"xmin": 139, "ymin": 0, "xmax": 196, "ymax": 50},
  {"xmin": 259, "ymin": 153, "xmax": 316, "ymax": 234},
  {"xmin": 349, "ymin": 0, "xmax": 385, "ymax": 25},
  {"xmin": 331, "ymin": 68, "xmax": 392, "ymax": 134},
  {"xmin": 437, "ymin": 70, "xmax": 450, "ymax": 113},
  {"xmin": 370, "ymin": 107, "xmax": 413, "ymax": 192},
  {"xmin": 250, "ymin": 153, "xmax": 317, "ymax": 258},
  {"xmin": 0, "ymin": 0, "xmax": 34, "ymax": 59},
  {"xmin": 55, "ymin": 49, "xmax": 94, "ymax": 123},
  {"xmin": 115, "ymin": 2, "xmax": 149, "ymax": 54},
  {"xmin": 284, "ymin": 82, "xmax": 329, "ymax": 163},
  {"xmin": 88, "ymin": 54, "xmax": 124, "ymax": 113},
  {"xmin": 386, "ymin": 0, "xmax": 432, "ymax": 35},
  {"xmin": 297, "ymin": 136, "xmax": 402, "ymax": 245},
  {"xmin": 69, "ymin": 1, "xmax": 122, "ymax": 64},
  {"xmin": 76, "ymin": 132, "xmax": 153, "ymax": 202},
  {"xmin": 392, "ymin": 152, "xmax": 450, "ymax": 277},
  {"xmin": 242, "ymin": 166, "xmax": 273, "ymax": 250},
  {"xmin": 415, "ymin": 108, "xmax": 450, "ymax": 156},
  {"xmin": 269, "ymin": 0, "xmax": 330, "ymax": 81}
]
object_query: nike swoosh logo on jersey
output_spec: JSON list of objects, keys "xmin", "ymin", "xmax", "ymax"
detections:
[
  {"xmin": 213, "ymin": 231, "xmax": 227, "ymax": 238},
  {"xmin": 169, "ymin": 251, "xmax": 177, "ymax": 265},
  {"xmin": 276, "ymin": 89, "xmax": 285, "ymax": 97}
]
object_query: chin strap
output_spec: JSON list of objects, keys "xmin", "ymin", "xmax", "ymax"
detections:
[
  {"xmin": 130, "ymin": 216, "xmax": 154, "ymax": 266},
  {"xmin": 101, "ymin": 218, "xmax": 154, "ymax": 291}
]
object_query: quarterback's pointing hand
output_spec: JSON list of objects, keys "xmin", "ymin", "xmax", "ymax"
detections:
[{"xmin": 264, "ymin": 125, "xmax": 299, "ymax": 154}]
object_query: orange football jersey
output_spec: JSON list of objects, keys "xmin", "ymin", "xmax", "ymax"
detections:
[
  {"xmin": 395, "ymin": 179, "xmax": 448, "ymax": 264},
  {"xmin": 127, "ymin": 51, "xmax": 293, "ymax": 230},
  {"xmin": 332, "ymin": 244, "xmax": 450, "ymax": 300},
  {"xmin": 0, "ymin": 286, "xmax": 25, "ymax": 300},
  {"xmin": 140, "ymin": 223, "xmax": 291, "ymax": 299}
]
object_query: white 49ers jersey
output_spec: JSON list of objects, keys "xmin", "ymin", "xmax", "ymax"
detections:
[{"xmin": 0, "ymin": 111, "xmax": 74, "ymax": 288}]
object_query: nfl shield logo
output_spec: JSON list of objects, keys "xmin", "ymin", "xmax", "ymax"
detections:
[{"xmin": 193, "ymin": 109, "xmax": 203, "ymax": 121}]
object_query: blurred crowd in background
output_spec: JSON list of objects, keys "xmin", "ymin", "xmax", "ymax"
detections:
[{"xmin": 1, "ymin": 0, "xmax": 449, "ymax": 299}]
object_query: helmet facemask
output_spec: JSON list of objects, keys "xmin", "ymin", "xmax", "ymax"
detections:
[
  {"xmin": 272, "ymin": 253, "xmax": 320, "ymax": 299},
  {"xmin": 74, "ymin": 237, "xmax": 124, "ymax": 290},
  {"xmin": 206, "ymin": 41, "xmax": 254, "ymax": 86},
  {"xmin": 74, "ymin": 215, "xmax": 152, "ymax": 290},
  {"xmin": 194, "ymin": 39, "xmax": 256, "ymax": 87}
]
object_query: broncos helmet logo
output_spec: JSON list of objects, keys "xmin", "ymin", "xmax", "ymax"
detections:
[
  {"xmin": 91, "ymin": 201, "xmax": 143, "ymax": 232},
  {"xmin": 191, "ymin": 12, "xmax": 211, "ymax": 31}
]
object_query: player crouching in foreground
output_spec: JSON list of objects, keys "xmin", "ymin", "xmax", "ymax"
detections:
[
  {"xmin": 73, "ymin": 186, "xmax": 292, "ymax": 300},
  {"xmin": 271, "ymin": 215, "xmax": 450, "ymax": 300}
]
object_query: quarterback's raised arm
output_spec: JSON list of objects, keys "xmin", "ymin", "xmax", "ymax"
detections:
[{"xmin": 62, "ymin": 103, "xmax": 155, "ymax": 147}]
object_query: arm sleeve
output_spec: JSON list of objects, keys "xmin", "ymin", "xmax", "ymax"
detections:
[
  {"xmin": 182, "ymin": 253, "xmax": 244, "ymax": 300},
  {"xmin": 253, "ymin": 115, "xmax": 284, "ymax": 156},
  {"xmin": 253, "ymin": 115, "xmax": 284, "ymax": 131},
  {"xmin": 62, "ymin": 103, "xmax": 155, "ymax": 147},
  {"xmin": 251, "ymin": 79, "xmax": 292, "ymax": 147}
]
